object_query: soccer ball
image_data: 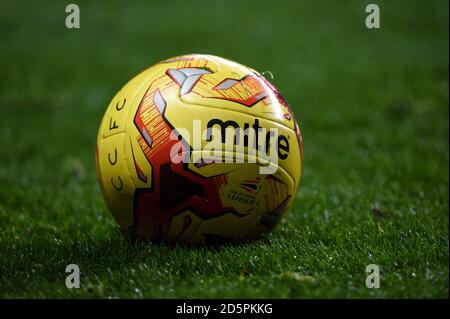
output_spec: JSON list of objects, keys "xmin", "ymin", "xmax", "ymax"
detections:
[{"xmin": 96, "ymin": 54, "xmax": 303, "ymax": 245}]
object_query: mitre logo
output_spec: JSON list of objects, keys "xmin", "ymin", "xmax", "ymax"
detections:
[
  {"xmin": 205, "ymin": 118, "xmax": 289, "ymax": 160},
  {"xmin": 169, "ymin": 118, "xmax": 289, "ymax": 174}
]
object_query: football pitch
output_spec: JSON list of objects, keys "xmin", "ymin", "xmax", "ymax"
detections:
[{"xmin": 0, "ymin": 0, "xmax": 448, "ymax": 298}]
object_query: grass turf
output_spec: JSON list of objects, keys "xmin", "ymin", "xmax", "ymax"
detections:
[{"xmin": 0, "ymin": 0, "xmax": 448, "ymax": 298}]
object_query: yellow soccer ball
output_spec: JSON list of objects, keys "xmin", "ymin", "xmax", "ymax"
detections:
[{"xmin": 96, "ymin": 54, "xmax": 303, "ymax": 245}]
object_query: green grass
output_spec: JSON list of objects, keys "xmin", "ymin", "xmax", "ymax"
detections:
[{"xmin": 0, "ymin": 0, "xmax": 448, "ymax": 298}]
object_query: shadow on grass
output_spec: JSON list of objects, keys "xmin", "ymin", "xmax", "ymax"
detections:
[{"xmin": 0, "ymin": 225, "xmax": 273, "ymax": 294}]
